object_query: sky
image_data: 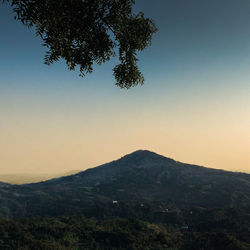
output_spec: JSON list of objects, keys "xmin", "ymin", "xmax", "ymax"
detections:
[{"xmin": 0, "ymin": 0, "xmax": 250, "ymax": 175}]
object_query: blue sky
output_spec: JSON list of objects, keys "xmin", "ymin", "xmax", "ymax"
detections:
[{"xmin": 0, "ymin": 0, "xmax": 250, "ymax": 174}]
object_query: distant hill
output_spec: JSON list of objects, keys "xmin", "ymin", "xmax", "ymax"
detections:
[
  {"xmin": 0, "ymin": 181, "xmax": 10, "ymax": 187},
  {"xmin": 0, "ymin": 150, "xmax": 250, "ymax": 218},
  {"xmin": 0, "ymin": 170, "xmax": 81, "ymax": 184}
]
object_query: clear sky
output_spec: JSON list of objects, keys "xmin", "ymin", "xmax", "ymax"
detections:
[{"xmin": 0, "ymin": 0, "xmax": 250, "ymax": 174}]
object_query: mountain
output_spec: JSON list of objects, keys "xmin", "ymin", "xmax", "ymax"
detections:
[
  {"xmin": 0, "ymin": 150, "xmax": 250, "ymax": 219},
  {"xmin": 1, "ymin": 150, "xmax": 250, "ymax": 249}
]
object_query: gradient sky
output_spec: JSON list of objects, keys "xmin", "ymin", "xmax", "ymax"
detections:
[{"xmin": 1, "ymin": 0, "xmax": 250, "ymax": 174}]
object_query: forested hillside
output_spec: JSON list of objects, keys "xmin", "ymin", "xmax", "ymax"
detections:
[{"xmin": 0, "ymin": 151, "xmax": 250, "ymax": 249}]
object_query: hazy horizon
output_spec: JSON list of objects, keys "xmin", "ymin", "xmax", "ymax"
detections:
[
  {"xmin": 1, "ymin": 149, "xmax": 250, "ymax": 176},
  {"xmin": 1, "ymin": 149, "xmax": 249, "ymax": 185},
  {"xmin": 1, "ymin": 0, "xmax": 250, "ymax": 175}
]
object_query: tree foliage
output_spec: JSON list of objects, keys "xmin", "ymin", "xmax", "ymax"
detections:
[{"xmin": 2, "ymin": 0, "xmax": 157, "ymax": 88}]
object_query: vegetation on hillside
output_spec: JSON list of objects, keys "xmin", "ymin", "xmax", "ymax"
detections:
[
  {"xmin": 0, "ymin": 151, "xmax": 250, "ymax": 249},
  {"xmin": 0, "ymin": 215, "xmax": 249, "ymax": 250}
]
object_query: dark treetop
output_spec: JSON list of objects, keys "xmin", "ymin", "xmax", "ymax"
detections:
[{"xmin": 2, "ymin": 0, "xmax": 157, "ymax": 88}]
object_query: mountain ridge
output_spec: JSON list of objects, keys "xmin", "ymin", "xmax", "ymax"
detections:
[
  {"xmin": 0, "ymin": 152, "xmax": 250, "ymax": 249},
  {"xmin": 3, "ymin": 150, "xmax": 248, "ymax": 186},
  {"xmin": 0, "ymin": 150, "xmax": 250, "ymax": 218}
]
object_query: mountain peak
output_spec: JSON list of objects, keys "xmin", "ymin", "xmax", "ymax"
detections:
[
  {"xmin": 114, "ymin": 150, "xmax": 176, "ymax": 168},
  {"xmin": 120, "ymin": 150, "xmax": 172, "ymax": 161},
  {"xmin": 123, "ymin": 149, "xmax": 163, "ymax": 158}
]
